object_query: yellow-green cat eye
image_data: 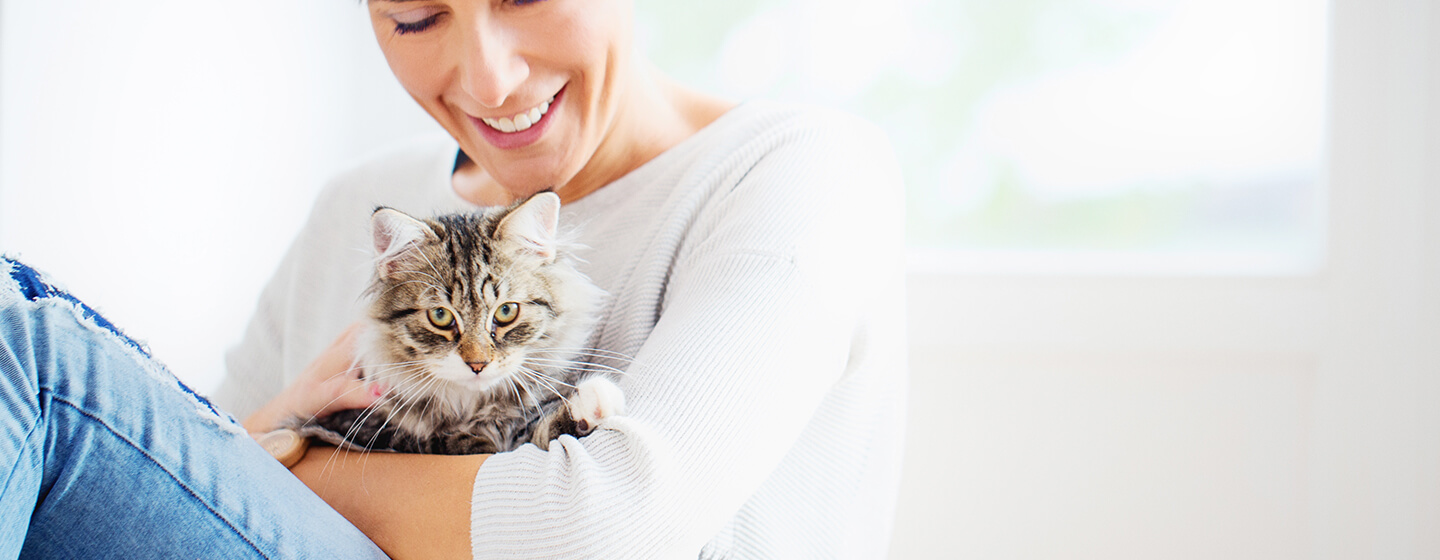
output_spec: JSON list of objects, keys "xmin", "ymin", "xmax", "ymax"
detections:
[
  {"xmin": 494, "ymin": 302, "xmax": 520, "ymax": 326},
  {"xmin": 428, "ymin": 307, "xmax": 455, "ymax": 329}
]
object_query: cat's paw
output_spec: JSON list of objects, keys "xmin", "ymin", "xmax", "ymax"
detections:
[{"xmin": 570, "ymin": 377, "xmax": 625, "ymax": 434}]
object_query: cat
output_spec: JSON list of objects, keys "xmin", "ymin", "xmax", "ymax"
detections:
[{"xmin": 294, "ymin": 192, "xmax": 625, "ymax": 455}]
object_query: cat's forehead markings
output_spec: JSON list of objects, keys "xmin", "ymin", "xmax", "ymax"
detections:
[{"xmin": 487, "ymin": 275, "xmax": 500, "ymax": 299}]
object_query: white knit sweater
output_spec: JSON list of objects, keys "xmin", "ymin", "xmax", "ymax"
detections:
[{"xmin": 216, "ymin": 101, "xmax": 907, "ymax": 559}]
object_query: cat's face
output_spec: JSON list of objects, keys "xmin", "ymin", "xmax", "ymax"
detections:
[{"xmin": 362, "ymin": 193, "xmax": 597, "ymax": 396}]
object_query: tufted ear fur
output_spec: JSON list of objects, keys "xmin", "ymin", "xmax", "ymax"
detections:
[
  {"xmin": 371, "ymin": 207, "xmax": 437, "ymax": 278},
  {"xmin": 495, "ymin": 192, "xmax": 560, "ymax": 261}
]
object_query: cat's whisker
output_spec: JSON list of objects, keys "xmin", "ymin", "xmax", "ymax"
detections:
[
  {"xmin": 417, "ymin": 375, "xmax": 453, "ymax": 434},
  {"xmin": 339, "ymin": 394, "xmax": 396, "ymax": 448},
  {"xmin": 300, "ymin": 365, "xmax": 423, "ymax": 428},
  {"xmin": 353, "ymin": 361, "xmax": 431, "ymax": 379},
  {"xmin": 529, "ymin": 347, "xmax": 636, "ymax": 362},
  {"xmin": 504, "ymin": 376, "xmax": 544, "ymax": 420},
  {"xmin": 504, "ymin": 376, "xmax": 523, "ymax": 408},
  {"xmin": 523, "ymin": 361, "xmax": 628, "ymax": 381},
  {"xmin": 524, "ymin": 357, "xmax": 629, "ymax": 376},
  {"xmin": 517, "ymin": 365, "xmax": 577, "ymax": 389},
  {"xmin": 380, "ymin": 279, "xmax": 443, "ymax": 297},
  {"xmin": 530, "ymin": 345, "xmax": 632, "ymax": 355},
  {"xmin": 364, "ymin": 378, "xmax": 433, "ymax": 457},
  {"xmin": 346, "ymin": 376, "xmax": 426, "ymax": 440},
  {"xmin": 314, "ymin": 202, "xmax": 620, "ymax": 457},
  {"xmin": 322, "ymin": 390, "xmax": 402, "ymax": 476},
  {"xmin": 311, "ymin": 360, "xmax": 429, "ymax": 401},
  {"xmin": 409, "ymin": 248, "xmax": 452, "ymax": 301},
  {"xmin": 514, "ymin": 366, "xmax": 555, "ymax": 395},
  {"xmin": 359, "ymin": 362, "xmax": 431, "ymax": 380},
  {"xmin": 517, "ymin": 366, "xmax": 571, "ymax": 404},
  {"xmin": 350, "ymin": 374, "xmax": 438, "ymax": 468},
  {"xmin": 392, "ymin": 263, "xmax": 445, "ymax": 288}
]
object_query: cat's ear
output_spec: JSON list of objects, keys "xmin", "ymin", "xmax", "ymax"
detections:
[
  {"xmin": 371, "ymin": 207, "xmax": 436, "ymax": 278},
  {"xmin": 495, "ymin": 192, "xmax": 560, "ymax": 261}
]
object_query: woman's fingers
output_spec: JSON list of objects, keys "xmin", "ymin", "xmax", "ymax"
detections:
[
  {"xmin": 305, "ymin": 323, "xmax": 385, "ymax": 417},
  {"xmin": 322, "ymin": 372, "xmax": 387, "ymax": 414},
  {"xmin": 244, "ymin": 323, "xmax": 384, "ymax": 432}
]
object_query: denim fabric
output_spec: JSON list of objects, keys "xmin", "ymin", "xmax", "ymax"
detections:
[{"xmin": 0, "ymin": 258, "xmax": 388, "ymax": 559}]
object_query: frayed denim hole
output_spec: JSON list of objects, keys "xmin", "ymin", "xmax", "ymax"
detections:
[
  {"xmin": 4, "ymin": 257, "xmax": 239, "ymax": 433},
  {"xmin": 5, "ymin": 259, "xmax": 150, "ymax": 358}
]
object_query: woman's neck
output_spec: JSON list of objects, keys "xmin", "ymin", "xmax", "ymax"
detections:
[{"xmin": 452, "ymin": 63, "xmax": 733, "ymax": 207}]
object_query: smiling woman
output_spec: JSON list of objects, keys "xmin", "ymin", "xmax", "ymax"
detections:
[
  {"xmin": 365, "ymin": 0, "xmax": 719, "ymax": 207},
  {"xmin": 0, "ymin": 0, "xmax": 907, "ymax": 558}
]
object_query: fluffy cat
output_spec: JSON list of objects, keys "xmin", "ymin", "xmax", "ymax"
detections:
[{"xmin": 295, "ymin": 192, "xmax": 625, "ymax": 455}]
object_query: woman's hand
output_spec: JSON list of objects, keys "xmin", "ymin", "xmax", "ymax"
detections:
[
  {"xmin": 242, "ymin": 323, "xmax": 384, "ymax": 434},
  {"xmin": 234, "ymin": 323, "xmax": 482, "ymax": 558}
]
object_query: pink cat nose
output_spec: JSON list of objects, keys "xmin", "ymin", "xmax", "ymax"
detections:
[{"xmin": 466, "ymin": 361, "xmax": 489, "ymax": 374}]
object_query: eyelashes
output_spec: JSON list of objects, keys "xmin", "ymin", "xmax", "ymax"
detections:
[
  {"xmin": 395, "ymin": 14, "xmax": 442, "ymax": 35},
  {"xmin": 390, "ymin": 0, "xmax": 550, "ymax": 36}
]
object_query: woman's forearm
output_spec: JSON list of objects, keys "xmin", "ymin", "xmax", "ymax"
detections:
[{"xmin": 290, "ymin": 446, "xmax": 487, "ymax": 560}]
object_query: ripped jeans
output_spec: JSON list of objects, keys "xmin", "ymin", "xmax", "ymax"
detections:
[{"xmin": 0, "ymin": 259, "xmax": 387, "ymax": 559}]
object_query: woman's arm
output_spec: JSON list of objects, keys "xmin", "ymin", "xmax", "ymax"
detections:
[
  {"xmin": 462, "ymin": 109, "xmax": 905, "ymax": 557},
  {"xmin": 289, "ymin": 447, "xmax": 485, "ymax": 560},
  {"xmin": 244, "ymin": 324, "xmax": 488, "ymax": 559}
]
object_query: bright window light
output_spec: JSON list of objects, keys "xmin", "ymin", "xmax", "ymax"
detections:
[{"xmin": 638, "ymin": 0, "xmax": 1329, "ymax": 275}]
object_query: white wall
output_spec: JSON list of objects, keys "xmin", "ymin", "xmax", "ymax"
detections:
[
  {"xmin": 893, "ymin": 0, "xmax": 1440, "ymax": 557},
  {"xmin": 0, "ymin": 1, "xmax": 441, "ymax": 392}
]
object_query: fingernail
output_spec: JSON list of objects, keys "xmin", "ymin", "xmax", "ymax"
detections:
[{"xmin": 370, "ymin": 384, "xmax": 386, "ymax": 398}]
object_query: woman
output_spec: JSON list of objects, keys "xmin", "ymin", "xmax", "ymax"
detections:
[{"xmin": 1, "ymin": 0, "xmax": 905, "ymax": 557}]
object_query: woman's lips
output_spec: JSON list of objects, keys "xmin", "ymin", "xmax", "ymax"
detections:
[{"xmin": 471, "ymin": 87, "xmax": 564, "ymax": 150}]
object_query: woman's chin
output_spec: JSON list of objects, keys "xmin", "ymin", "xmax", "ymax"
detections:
[{"xmin": 491, "ymin": 169, "xmax": 574, "ymax": 200}]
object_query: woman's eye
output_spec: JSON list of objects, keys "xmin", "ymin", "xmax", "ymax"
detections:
[
  {"xmin": 391, "ymin": 10, "xmax": 443, "ymax": 35},
  {"xmin": 428, "ymin": 307, "xmax": 456, "ymax": 328},
  {"xmin": 493, "ymin": 302, "xmax": 520, "ymax": 326}
]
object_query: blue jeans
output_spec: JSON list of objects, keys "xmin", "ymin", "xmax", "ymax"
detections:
[{"xmin": 0, "ymin": 258, "xmax": 387, "ymax": 559}]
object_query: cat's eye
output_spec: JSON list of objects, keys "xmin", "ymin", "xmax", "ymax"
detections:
[
  {"xmin": 493, "ymin": 302, "xmax": 520, "ymax": 326},
  {"xmin": 428, "ymin": 307, "xmax": 456, "ymax": 329}
]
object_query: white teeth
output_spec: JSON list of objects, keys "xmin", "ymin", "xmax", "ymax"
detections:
[{"xmin": 480, "ymin": 95, "xmax": 556, "ymax": 134}]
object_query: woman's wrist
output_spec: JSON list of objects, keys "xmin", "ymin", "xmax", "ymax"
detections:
[
  {"xmin": 252, "ymin": 428, "xmax": 311, "ymax": 468},
  {"xmin": 244, "ymin": 391, "xmax": 314, "ymax": 469},
  {"xmin": 242, "ymin": 389, "xmax": 305, "ymax": 434}
]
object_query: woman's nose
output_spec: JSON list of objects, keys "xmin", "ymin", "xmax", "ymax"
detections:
[{"xmin": 459, "ymin": 15, "xmax": 529, "ymax": 109}]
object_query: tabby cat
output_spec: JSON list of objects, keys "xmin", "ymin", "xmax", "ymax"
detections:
[{"xmin": 295, "ymin": 192, "xmax": 625, "ymax": 454}]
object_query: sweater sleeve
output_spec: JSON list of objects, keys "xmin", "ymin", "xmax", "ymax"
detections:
[
  {"xmin": 212, "ymin": 177, "xmax": 378, "ymax": 419},
  {"xmin": 468, "ymin": 111, "xmax": 904, "ymax": 558},
  {"xmin": 213, "ymin": 214, "xmax": 310, "ymax": 419}
]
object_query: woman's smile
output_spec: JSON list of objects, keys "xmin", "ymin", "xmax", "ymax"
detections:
[
  {"xmin": 368, "ymin": 0, "xmax": 723, "ymax": 205},
  {"xmin": 368, "ymin": 0, "xmax": 637, "ymax": 202},
  {"xmin": 470, "ymin": 86, "xmax": 564, "ymax": 150}
]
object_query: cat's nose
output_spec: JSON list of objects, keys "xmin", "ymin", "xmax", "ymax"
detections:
[{"xmin": 466, "ymin": 361, "xmax": 489, "ymax": 374}]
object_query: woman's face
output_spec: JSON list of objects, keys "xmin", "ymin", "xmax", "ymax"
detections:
[{"xmin": 367, "ymin": 0, "xmax": 634, "ymax": 199}]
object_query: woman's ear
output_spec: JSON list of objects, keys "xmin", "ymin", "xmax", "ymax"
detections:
[
  {"xmin": 494, "ymin": 192, "xmax": 560, "ymax": 261},
  {"xmin": 371, "ymin": 207, "xmax": 437, "ymax": 278}
]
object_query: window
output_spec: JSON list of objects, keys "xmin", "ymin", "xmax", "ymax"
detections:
[{"xmin": 638, "ymin": 0, "xmax": 1329, "ymax": 275}]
